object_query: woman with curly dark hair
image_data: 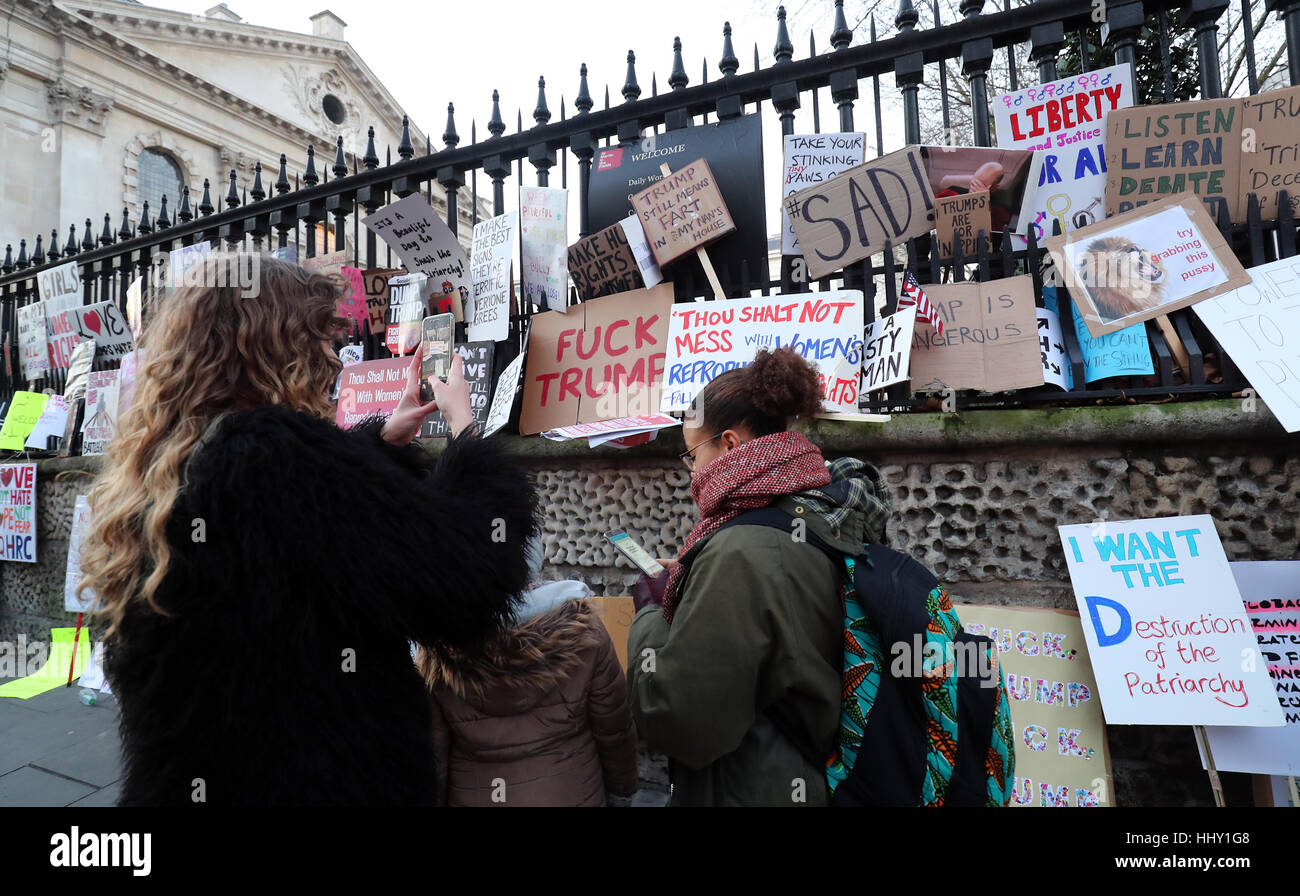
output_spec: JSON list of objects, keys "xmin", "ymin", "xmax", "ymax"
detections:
[{"xmin": 627, "ymin": 346, "xmax": 893, "ymax": 806}]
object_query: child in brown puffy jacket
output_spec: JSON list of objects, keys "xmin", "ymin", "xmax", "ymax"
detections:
[{"xmin": 416, "ymin": 570, "xmax": 639, "ymax": 807}]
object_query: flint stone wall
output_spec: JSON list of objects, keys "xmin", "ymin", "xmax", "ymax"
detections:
[{"xmin": 2, "ymin": 400, "xmax": 1296, "ymax": 806}]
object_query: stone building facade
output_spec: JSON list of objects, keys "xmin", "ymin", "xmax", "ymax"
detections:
[{"xmin": 1, "ymin": 0, "xmax": 480, "ymax": 253}]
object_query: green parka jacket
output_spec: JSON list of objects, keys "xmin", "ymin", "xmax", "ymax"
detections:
[{"xmin": 628, "ymin": 470, "xmax": 887, "ymax": 807}]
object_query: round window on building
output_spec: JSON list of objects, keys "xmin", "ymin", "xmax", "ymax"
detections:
[
  {"xmin": 322, "ymin": 94, "xmax": 347, "ymax": 125},
  {"xmin": 137, "ymin": 148, "xmax": 185, "ymax": 216}
]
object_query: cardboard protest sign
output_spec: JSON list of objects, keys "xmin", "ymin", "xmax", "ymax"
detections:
[
  {"xmin": 1058, "ymin": 514, "xmax": 1285, "ymax": 727},
  {"xmin": 591, "ymin": 595, "xmax": 636, "ymax": 672},
  {"xmin": 568, "ymin": 218, "xmax": 659, "ymax": 301},
  {"xmin": 1192, "ymin": 254, "xmax": 1300, "ymax": 432},
  {"xmin": 520, "ymin": 187, "xmax": 570, "ymax": 312},
  {"xmin": 468, "ymin": 213, "xmax": 517, "ymax": 343},
  {"xmin": 631, "ymin": 158, "xmax": 735, "ymax": 268},
  {"xmin": 1107, "ymin": 85, "xmax": 1300, "ymax": 222},
  {"xmin": 784, "ymin": 145, "xmax": 936, "ymax": 279},
  {"xmin": 860, "ymin": 306, "xmax": 916, "ymax": 393},
  {"xmin": 908, "ymin": 275, "xmax": 1043, "ymax": 393},
  {"xmin": 25, "ymin": 394, "xmax": 69, "ymax": 450},
  {"xmin": 65, "ymin": 495, "xmax": 95, "ymax": 613},
  {"xmin": 961, "ymin": 606, "xmax": 1113, "ymax": 807},
  {"xmin": 81, "ymin": 370, "xmax": 119, "ymax": 455},
  {"xmin": 1197, "ymin": 562, "xmax": 1300, "ymax": 775},
  {"xmin": 935, "ymin": 190, "xmax": 992, "ymax": 259},
  {"xmin": 167, "ymin": 242, "xmax": 212, "ymax": 285},
  {"xmin": 993, "ymin": 64, "xmax": 1134, "ymax": 242},
  {"xmin": 483, "ymin": 349, "xmax": 526, "ymax": 437},
  {"xmin": 519, "ymin": 283, "xmax": 673, "ymax": 435},
  {"xmin": 69, "ymin": 301, "xmax": 133, "ymax": 360},
  {"xmin": 362, "ymin": 194, "xmax": 471, "ymax": 307},
  {"xmin": 386, "ymin": 273, "xmax": 433, "ymax": 355},
  {"xmin": 921, "ymin": 146, "xmax": 1034, "ymax": 242},
  {"xmin": 302, "ymin": 250, "xmax": 347, "ymax": 275},
  {"xmin": 1042, "ymin": 287, "xmax": 1153, "ymax": 382},
  {"xmin": 335, "ymin": 358, "xmax": 411, "ymax": 429},
  {"xmin": 17, "ymin": 303, "xmax": 48, "ymax": 380},
  {"xmin": 588, "ymin": 114, "xmax": 766, "ymax": 293},
  {"xmin": 1047, "ymin": 194, "xmax": 1251, "ymax": 338},
  {"xmin": 568, "ymin": 221, "xmax": 642, "ymax": 301},
  {"xmin": 1037, "ymin": 306, "xmax": 1073, "ymax": 391},
  {"xmin": 362, "ymin": 268, "xmax": 404, "ymax": 334},
  {"xmin": 782, "ymin": 133, "xmax": 866, "ymax": 255},
  {"xmin": 0, "ymin": 392, "xmax": 50, "ymax": 450},
  {"xmin": 661, "ymin": 290, "xmax": 865, "ymax": 413},
  {"xmin": 0, "ymin": 463, "xmax": 37, "ymax": 563},
  {"xmin": 303, "ymin": 252, "xmax": 366, "ymax": 327},
  {"xmin": 420, "ymin": 342, "xmax": 495, "ymax": 439}
]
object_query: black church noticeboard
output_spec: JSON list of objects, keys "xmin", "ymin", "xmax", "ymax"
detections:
[{"xmin": 587, "ymin": 114, "xmax": 766, "ymax": 292}]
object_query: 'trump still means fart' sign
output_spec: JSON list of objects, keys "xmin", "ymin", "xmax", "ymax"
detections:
[
  {"xmin": 1057, "ymin": 514, "xmax": 1284, "ymax": 727},
  {"xmin": 661, "ymin": 291, "xmax": 865, "ymax": 413},
  {"xmin": 783, "ymin": 145, "xmax": 936, "ymax": 280}
]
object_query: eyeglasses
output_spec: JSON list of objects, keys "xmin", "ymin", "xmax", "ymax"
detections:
[{"xmin": 679, "ymin": 432, "xmax": 724, "ymax": 471}]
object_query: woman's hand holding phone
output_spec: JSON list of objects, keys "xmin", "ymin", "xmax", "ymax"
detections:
[{"xmin": 381, "ymin": 354, "xmax": 474, "ymax": 444}]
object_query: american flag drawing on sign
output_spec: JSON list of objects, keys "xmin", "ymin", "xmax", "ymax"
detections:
[{"xmin": 899, "ymin": 271, "xmax": 944, "ymax": 337}]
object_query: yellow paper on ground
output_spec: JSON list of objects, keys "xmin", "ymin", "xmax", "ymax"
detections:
[
  {"xmin": 0, "ymin": 391, "xmax": 50, "ymax": 451},
  {"xmin": 0, "ymin": 627, "xmax": 91, "ymax": 698}
]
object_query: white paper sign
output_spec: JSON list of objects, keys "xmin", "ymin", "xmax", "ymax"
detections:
[
  {"xmin": 1199, "ymin": 562, "xmax": 1300, "ymax": 775},
  {"xmin": 619, "ymin": 215, "xmax": 663, "ymax": 289},
  {"xmin": 520, "ymin": 187, "xmax": 570, "ymax": 312},
  {"xmin": 26, "ymin": 394, "xmax": 70, "ymax": 450},
  {"xmin": 860, "ymin": 305, "xmax": 916, "ymax": 393},
  {"xmin": 36, "ymin": 261, "xmax": 80, "ymax": 305},
  {"xmin": 1058, "ymin": 514, "xmax": 1285, "ymax": 727},
  {"xmin": 1037, "ymin": 306, "xmax": 1074, "ymax": 391},
  {"xmin": 17, "ymin": 303, "xmax": 49, "ymax": 380},
  {"xmin": 661, "ymin": 290, "xmax": 864, "ymax": 413},
  {"xmin": 483, "ymin": 351, "xmax": 526, "ymax": 437},
  {"xmin": 994, "ymin": 64, "xmax": 1134, "ymax": 243},
  {"xmin": 362, "ymin": 195, "xmax": 471, "ymax": 307},
  {"xmin": 1193, "ymin": 255, "xmax": 1300, "ymax": 432},
  {"xmin": 468, "ymin": 213, "xmax": 517, "ymax": 343},
  {"xmin": 167, "ymin": 242, "xmax": 212, "ymax": 285},
  {"xmin": 781, "ymin": 133, "xmax": 866, "ymax": 255},
  {"xmin": 70, "ymin": 301, "xmax": 134, "ymax": 360},
  {"xmin": 65, "ymin": 495, "xmax": 96, "ymax": 613}
]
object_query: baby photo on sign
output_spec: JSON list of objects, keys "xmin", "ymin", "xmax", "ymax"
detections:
[{"xmin": 1046, "ymin": 195, "xmax": 1251, "ymax": 338}]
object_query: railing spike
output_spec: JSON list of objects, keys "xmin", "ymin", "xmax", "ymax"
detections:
[
  {"xmin": 774, "ymin": 5, "xmax": 794, "ymax": 64},
  {"xmin": 622, "ymin": 50, "xmax": 640, "ymax": 102},
  {"xmin": 720, "ymin": 22, "xmax": 739, "ymax": 77}
]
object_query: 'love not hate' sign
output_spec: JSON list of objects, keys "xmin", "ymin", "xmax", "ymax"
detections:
[
  {"xmin": 783, "ymin": 145, "xmax": 936, "ymax": 279},
  {"xmin": 519, "ymin": 283, "xmax": 673, "ymax": 435},
  {"xmin": 1058, "ymin": 514, "xmax": 1285, "ymax": 727}
]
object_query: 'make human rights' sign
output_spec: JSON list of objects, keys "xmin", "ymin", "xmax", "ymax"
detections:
[{"xmin": 1058, "ymin": 514, "xmax": 1284, "ymax": 727}]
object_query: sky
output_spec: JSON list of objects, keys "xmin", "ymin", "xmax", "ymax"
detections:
[{"xmin": 153, "ymin": 0, "xmax": 909, "ymax": 238}]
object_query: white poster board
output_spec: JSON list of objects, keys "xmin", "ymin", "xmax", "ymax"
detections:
[
  {"xmin": 781, "ymin": 132, "xmax": 866, "ymax": 255},
  {"xmin": 520, "ymin": 187, "xmax": 570, "ymax": 312},
  {"xmin": 860, "ymin": 306, "xmax": 916, "ymax": 393},
  {"xmin": 468, "ymin": 213, "xmax": 517, "ymax": 343}
]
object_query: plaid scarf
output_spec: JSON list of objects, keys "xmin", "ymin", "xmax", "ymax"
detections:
[
  {"xmin": 787, "ymin": 457, "xmax": 892, "ymax": 548},
  {"xmin": 663, "ymin": 431, "xmax": 831, "ymax": 624}
]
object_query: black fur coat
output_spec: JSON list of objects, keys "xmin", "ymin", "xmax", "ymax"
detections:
[{"xmin": 104, "ymin": 406, "xmax": 538, "ymax": 806}]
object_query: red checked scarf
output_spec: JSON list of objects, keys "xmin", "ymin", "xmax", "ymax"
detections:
[{"xmin": 662, "ymin": 430, "xmax": 831, "ymax": 624}]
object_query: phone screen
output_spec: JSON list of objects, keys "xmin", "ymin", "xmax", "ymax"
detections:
[
  {"xmin": 606, "ymin": 530, "xmax": 665, "ymax": 577},
  {"xmin": 420, "ymin": 313, "xmax": 455, "ymax": 401}
]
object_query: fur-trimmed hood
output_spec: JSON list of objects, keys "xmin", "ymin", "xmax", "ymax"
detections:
[{"xmin": 418, "ymin": 598, "xmax": 605, "ymax": 714}]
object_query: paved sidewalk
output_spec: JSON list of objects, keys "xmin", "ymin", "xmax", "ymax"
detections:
[{"xmin": 0, "ymin": 684, "xmax": 122, "ymax": 807}]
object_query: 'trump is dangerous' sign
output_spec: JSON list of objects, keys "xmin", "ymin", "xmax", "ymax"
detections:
[{"xmin": 1058, "ymin": 514, "xmax": 1284, "ymax": 727}]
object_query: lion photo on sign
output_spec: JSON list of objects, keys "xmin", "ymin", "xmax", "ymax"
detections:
[{"xmin": 1076, "ymin": 236, "xmax": 1167, "ymax": 323}]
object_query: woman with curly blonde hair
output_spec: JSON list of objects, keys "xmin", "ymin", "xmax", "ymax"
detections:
[{"xmin": 79, "ymin": 253, "xmax": 538, "ymax": 806}]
